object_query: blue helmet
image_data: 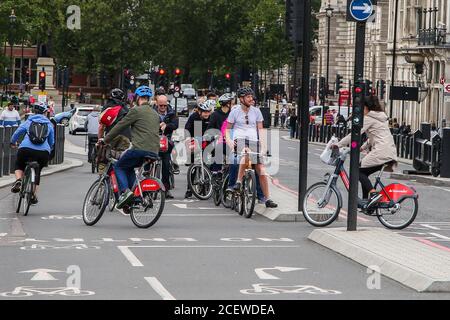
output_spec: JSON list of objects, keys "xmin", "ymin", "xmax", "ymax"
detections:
[
  {"xmin": 135, "ymin": 86, "xmax": 153, "ymax": 99},
  {"xmin": 32, "ymin": 102, "xmax": 48, "ymax": 114}
]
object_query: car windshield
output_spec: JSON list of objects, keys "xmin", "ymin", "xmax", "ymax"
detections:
[{"xmin": 77, "ymin": 110, "xmax": 93, "ymax": 117}]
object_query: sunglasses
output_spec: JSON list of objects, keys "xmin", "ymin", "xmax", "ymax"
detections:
[
  {"xmin": 158, "ymin": 104, "xmax": 168, "ymax": 107},
  {"xmin": 245, "ymin": 115, "xmax": 249, "ymax": 125}
]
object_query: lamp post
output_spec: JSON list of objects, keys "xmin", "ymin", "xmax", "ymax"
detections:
[
  {"xmin": 323, "ymin": 3, "xmax": 334, "ymax": 125},
  {"xmin": 277, "ymin": 14, "xmax": 283, "ymax": 105},
  {"xmin": 252, "ymin": 26, "xmax": 259, "ymax": 98},
  {"xmin": 9, "ymin": 9, "xmax": 17, "ymax": 94},
  {"xmin": 259, "ymin": 23, "xmax": 266, "ymax": 106}
]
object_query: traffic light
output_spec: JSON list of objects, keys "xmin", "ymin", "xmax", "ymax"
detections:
[
  {"xmin": 39, "ymin": 70, "xmax": 46, "ymax": 91},
  {"xmin": 377, "ymin": 80, "xmax": 386, "ymax": 99},
  {"xmin": 335, "ymin": 74, "xmax": 344, "ymax": 93},
  {"xmin": 157, "ymin": 68, "xmax": 166, "ymax": 88},
  {"xmin": 174, "ymin": 68, "xmax": 182, "ymax": 88},
  {"xmin": 365, "ymin": 79, "xmax": 373, "ymax": 96},
  {"xmin": 285, "ymin": 0, "xmax": 304, "ymax": 50},
  {"xmin": 225, "ymin": 73, "xmax": 231, "ymax": 92},
  {"xmin": 319, "ymin": 76, "xmax": 326, "ymax": 101},
  {"xmin": 352, "ymin": 79, "xmax": 366, "ymax": 127},
  {"xmin": 310, "ymin": 78, "xmax": 317, "ymax": 101}
]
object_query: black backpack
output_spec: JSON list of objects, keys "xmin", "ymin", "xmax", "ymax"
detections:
[{"xmin": 28, "ymin": 121, "xmax": 49, "ymax": 145}]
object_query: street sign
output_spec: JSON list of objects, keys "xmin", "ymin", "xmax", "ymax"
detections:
[
  {"xmin": 347, "ymin": 0, "xmax": 373, "ymax": 22},
  {"xmin": 444, "ymin": 83, "xmax": 450, "ymax": 94},
  {"xmin": 173, "ymin": 92, "xmax": 180, "ymax": 98}
]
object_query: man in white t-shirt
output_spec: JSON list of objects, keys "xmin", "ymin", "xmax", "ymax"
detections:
[
  {"xmin": 0, "ymin": 102, "xmax": 21, "ymax": 126},
  {"xmin": 225, "ymin": 87, "xmax": 277, "ymax": 208}
]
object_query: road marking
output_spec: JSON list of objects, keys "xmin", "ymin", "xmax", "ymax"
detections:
[
  {"xmin": 288, "ymin": 147, "xmax": 296, "ymax": 150},
  {"xmin": 144, "ymin": 277, "xmax": 176, "ymax": 300},
  {"xmin": 172, "ymin": 204, "xmax": 222, "ymax": 210},
  {"xmin": 428, "ymin": 233, "xmax": 450, "ymax": 241},
  {"xmin": 19, "ymin": 269, "xmax": 64, "ymax": 281},
  {"xmin": 255, "ymin": 267, "xmax": 306, "ymax": 280},
  {"xmin": 0, "ymin": 233, "xmax": 7, "ymax": 237},
  {"xmin": 432, "ymin": 186, "xmax": 450, "ymax": 193},
  {"xmin": 413, "ymin": 238, "xmax": 450, "ymax": 253},
  {"xmin": 421, "ymin": 224, "xmax": 441, "ymax": 230},
  {"xmin": 119, "ymin": 245, "xmax": 301, "ymax": 267},
  {"xmin": 164, "ymin": 213, "xmax": 234, "ymax": 217},
  {"xmin": 173, "ymin": 204, "xmax": 187, "ymax": 209},
  {"xmin": 118, "ymin": 246, "xmax": 144, "ymax": 267}
]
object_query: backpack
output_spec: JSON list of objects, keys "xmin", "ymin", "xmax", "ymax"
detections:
[
  {"xmin": 99, "ymin": 106, "xmax": 122, "ymax": 127},
  {"xmin": 28, "ymin": 121, "xmax": 49, "ymax": 145}
]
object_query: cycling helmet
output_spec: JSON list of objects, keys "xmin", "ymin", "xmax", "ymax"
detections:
[
  {"xmin": 135, "ymin": 85, "xmax": 153, "ymax": 98},
  {"xmin": 218, "ymin": 93, "xmax": 234, "ymax": 105},
  {"xmin": 203, "ymin": 99, "xmax": 216, "ymax": 111},
  {"xmin": 237, "ymin": 87, "xmax": 254, "ymax": 97},
  {"xmin": 110, "ymin": 88, "xmax": 125, "ymax": 101},
  {"xmin": 198, "ymin": 101, "xmax": 213, "ymax": 112},
  {"xmin": 155, "ymin": 87, "xmax": 166, "ymax": 96},
  {"xmin": 32, "ymin": 102, "xmax": 48, "ymax": 114}
]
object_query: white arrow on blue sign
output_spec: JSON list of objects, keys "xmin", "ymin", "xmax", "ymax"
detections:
[{"xmin": 350, "ymin": 0, "xmax": 373, "ymax": 22}]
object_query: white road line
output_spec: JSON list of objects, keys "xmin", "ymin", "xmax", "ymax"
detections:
[
  {"xmin": 164, "ymin": 214, "xmax": 234, "ymax": 217},
  {"xmin": 145, "ymin": 277, "xmax": 176, "ymax": 300},
  {"xmin": 313, "ymin": 153, "xmax": 321, "ymax": 157},
  {"xmin": 421, "ymin": 224, "xmax": 441, "ymax": 230},
  {"xmin": 429, "ymin": 233, "xmax": 450, "ymax": 240},
  {"xmin": 288, "ymin": 147, "xmax": 296, "ymax": 150},
  {"xmin": 0, "ymin": 233, "xmax": 7, "ymax": 237},
  {"xmin": 118, "ymin": 246, "xmax": 144, "ymax": 267},
  {"xmin": 432, "ymin": 186, "xmax": 450, "ymax": 193}
]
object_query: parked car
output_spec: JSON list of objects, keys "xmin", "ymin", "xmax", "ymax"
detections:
[
  {"xmin": 171, "ymin": 97, "xmax": 189, "ymax": 117},
  {"xmin": 53, "ymin": 109, "xmax": 76, "ymax": 126},
  {"xmin": 183, "ymin": 88, "xmax": 197, "ymax": 100},
  {"xmin": 68, "ymin": 106, "xmax": 97, "ymax": 135}
]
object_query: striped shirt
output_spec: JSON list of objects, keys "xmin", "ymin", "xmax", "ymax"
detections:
[{"xmin": 0, "ymin": 109, "xmax": 21, "ymax": 126}]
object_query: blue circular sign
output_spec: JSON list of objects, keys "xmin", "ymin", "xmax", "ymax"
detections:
[{"xmin": 349, "ymin": 0, "xmax": 373, "ymax": 22}]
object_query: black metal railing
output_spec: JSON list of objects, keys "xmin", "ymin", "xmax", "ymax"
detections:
[{"xmin": 418, "ymin": 28, "xmax": 447, "ymax": 46}]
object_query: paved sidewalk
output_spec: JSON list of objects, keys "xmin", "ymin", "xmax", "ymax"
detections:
[{"xmin": 0, "ymin": 157, "xmax": 83, "ymax": 189}]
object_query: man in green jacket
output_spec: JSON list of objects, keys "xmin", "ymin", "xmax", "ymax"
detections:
[{"xmin": 103, "ymin": 86, "xmax": 160, "ymax": 209}]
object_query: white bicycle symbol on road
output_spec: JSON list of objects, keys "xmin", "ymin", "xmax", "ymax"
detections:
[
  {"xmin": 240, "ymin": 284, "xmax": 342, "ymax": 295},
  {"xmin": 20, "ymin": 244, "xmax": 101, "ymax": 250},
  {"xmin": 0, "ymin": 286, "xmax": 95, "ymax": 298}
]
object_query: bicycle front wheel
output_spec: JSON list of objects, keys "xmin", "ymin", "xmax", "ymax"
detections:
[
  {"xmin": 22, "ymin": 174, "xmax": 33, "ymax": 216},
  {"xmin": 108, "ymin": 180, "xmax": 117, "ymax": 212},
  {"xmin": 82, "ymin": 179, "xmax": 109, "ymax": 226},
  {"xmin": 187, "ymin": 164, "xmax": 213, "ymax": 200},
  {"xmin": 377, "ymin": 197, "xmax": 418, "ymax": 230},
  {"xmin": 130, "ymin": 190, "xmax": 165, "ymax": 229},
  {"xmin": 241, "ymin": 170, "xmax": 257, "ymax": 218},
  {"xmin": 303, "ymin": 182, "xmax": 341, "ymax": 227},
  {"xmin": 221, "ymin": 174, "xmax": 232, "ymax": 208}
]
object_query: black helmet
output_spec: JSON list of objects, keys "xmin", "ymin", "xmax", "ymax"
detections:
[
  {"xmin": 110, "ymin": 88, "xmax": 125, "ymax": 101},
  {"xmin": 237, "ymin": 87, "xmax": 254, "ymax": 97},
  {"xmin": 155, "ymin": 87, "xmax": 166, "ymax": 96}
]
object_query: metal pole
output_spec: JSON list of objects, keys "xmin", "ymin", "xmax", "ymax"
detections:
[
  {"xmin": 389, "ymin": 0, "xmax": 399, "ymax": 119},
  {"xmin": 20, "ymin": 39, "xmax": 24, "ymax": 93},
  {"xmin": 348, "ymin": 21, "xmax": 367, "ymax": 232},
  {"xmin": 299, "ymin": 0, "xmax": 312, "ymax": 212}
]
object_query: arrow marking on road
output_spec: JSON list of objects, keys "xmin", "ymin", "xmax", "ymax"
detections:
[
  {"xmin": 19, "ymin": 269, "xmax": 64, "ymax": 281},
  {"xmin": 255, "ymin": 267, "xmax": 306, "ymax": 280}
]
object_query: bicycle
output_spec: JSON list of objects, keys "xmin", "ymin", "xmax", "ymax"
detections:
[
  {"xmin": 187, "ymin": 138, "xmax": 213, "ymax": 200},
  {"xmin": 15, "ymin": 161, "xmax": 39, "ymax": 216},
  {"xmin": 82, "ymin": 149, "xmax": 166, "ymax": 229},
  {"xmin": 302, "ymin": 147, "xmax": 419, "ymax": 229},
  {"xmin": 240, "ymin": 283, "xmax": 341, "ymax": 295}
]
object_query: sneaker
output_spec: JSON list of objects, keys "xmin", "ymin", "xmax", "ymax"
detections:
[
  {"xmin": 366, "ymin": 192, "xmax": 382, "ymax": 209},
  {"xmin": 11, "ymin": 179, "xmax": 22, "ymax": 193},
  {"xmin": 166, "ymin": 191, "xmax": 174, "ymax": 199},
  {"xmin": 30, "ymin": 195, "xmax": 38, "ymax": 205},
  {"xmin": 184, "ymin": 190, "xmax": 193, "ymax": 199},
  {"xmin": 172, "ymin": 163, "xmax": 180, "ymax": 175},
  {"xmin": 265, "ymin": 199, "xmax": 278, "ymax": 208},
  {"xmin": 116, "ymin": 190, "xmax": 134, "ymax": 209},
  {"xmin": 233, "ymin": 181, "xmax": 242, "ymax": 191}
]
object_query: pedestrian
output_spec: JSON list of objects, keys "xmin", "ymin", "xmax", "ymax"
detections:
[
  {"xmin": 280, "ymin": 105, "xmax": 288, "ymax": 128},
  {"xmin": 289, "ymin": 110, "xmax": 298, "ymax": 139},
  {"xmin": 85, "ymin": 106, "xmax": 100, "ymax": 163},
  {"xmin": 324, "ymin": 109, "xmax": 334, "ymax": 126},
  {"xmin": 274, "ymin": 106, "xmax": 280, "ymax": 127},
  {"xmin": 0, "ymin": 102, "xmax": 21, "ymax": 126},
  {"xmin": 336, "ymin": 113, "xmax": 347, "ymax": 128},
  {"xmin": 48, "ymin": 96, "xmax": 55, "ymax": 117}
]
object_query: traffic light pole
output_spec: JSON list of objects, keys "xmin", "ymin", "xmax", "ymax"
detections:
[
  {"xmin": 298, "ymin": 0, "xmax": 312, "ymax": 212},
  {"xmin": 347, "ymin": 21, "xmax": 367, "ymax": 231}
]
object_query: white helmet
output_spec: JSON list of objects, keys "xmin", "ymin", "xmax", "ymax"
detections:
[
  {"xmin": 218, "ymin": 93, "xmax": 234, "ymax": 105},
  {"xmin": 199, "ymin": 99, "xmax": 216, "ymax": 112}
]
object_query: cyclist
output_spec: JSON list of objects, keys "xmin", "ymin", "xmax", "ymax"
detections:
[
  {"xmin": 154, "ymin": 94, "xmax": 179, "ymax": 199},
  {"xmin": 10, "ymin": 102, "xmax": 55, "ymax": 205},
  {"xmin": 85, "ymin": 106, "xmax": 100, "ymax": 163},
  {"xmin": 102, "ymin": 86, "xmax": 160, "ymax": 209},
  {"xmin": 98, "ymin": 88, "xmax": 131, "ymax": 168},
  {"xmin": 225, "ymin": 87, "xmax": 277, "ymax": 208},
  {"xmin": 335, "ymin": 95, "xmax": 397, "ymax": 209},
  {"xmin": 0, "ymin": 101, "xmax": 21, "ymax": 126},
  {"xmin": 184, "ymin": 100, "xmax": 212, "ymax": 198}
]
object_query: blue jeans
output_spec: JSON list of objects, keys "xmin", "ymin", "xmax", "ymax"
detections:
[
  {"xmin": 228, "ymin": 162, "xmax": 264, "ymax": 201},
  {"xmin": 114, "ymin": 149, "xmax": 159, "ymax": 194}
]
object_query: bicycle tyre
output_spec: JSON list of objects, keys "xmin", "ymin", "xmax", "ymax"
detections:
[
  {"xmin": 16, "ymin": 184, "xmax": 23, "ymax": 214},
  {"xmin": 108, "ymin": 179, "xmax": 117, "ymax": 212},
  {"xmin": 221, "ymin": 175, "xmax": 232, "ymax": 208},
  {"xmin": 91, "ymin": 149, "xmax": 97, "ymax": 174},
  {"xmin": 130, "ymin": 190, "xmax": 165, "ymax": 229},
  {"xmin": 213, "ymin": 186, "xmax": 222, "ymax": 206},
  {"xmin": 241, "ymin": 170, "xmax": 257, "ymax": 218},
  {"xmin": 82, "ymin": 179, "xmax": 109, "ymax": 226},
  {"xmin": 377, "ymin": 197, "xmax": 418, "ymax": 230},
  {"xmin": 187, "ymin": 164, "xmax": 213, "ymax": 200},
  {"xmin": 23, "ymin": 173, "xmax": 33, "ymax": 217},
  {"xmin": 302, "ymin": 182, "xmax": 341, "ymax": 227}
]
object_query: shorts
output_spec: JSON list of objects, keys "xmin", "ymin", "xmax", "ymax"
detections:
[
  {"xmin": 232, "ymin": 139, "xmax": 263, "ymax": 165},
  {"xmin": 15, "ymin": 148, "xmax": 50, "ymax": 185}
]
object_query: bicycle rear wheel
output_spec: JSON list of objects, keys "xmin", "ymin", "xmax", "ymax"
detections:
[
  {"xmin": 221, "ymin": 174, "xmax": 232, "ymax": 208},
  {"xmin": 377, "ymin": 197, "xmax": 418, "ymax": 230},
  {"xmin": 108, "ymin": 179, "xmax": 117, "ymax": 212},
  {"xmin": 302, "ymin": 182, "xmax": 341, "ymax": 227},
  {"xmin": 187, "ymin": 164, "xmax": 213, "ymax": 200},
  {"xmin": 22, "ymin": 173, "xmax": 33, "ymax": 216},
  {"xmin": 91, "ymin": 148, "xmax": 97, "ymax": 174},
  {"xmin": 241, "ymin": 170, "xmax": 257, "ymax": 218},
  {"xmin": 16, "ymin": 182, "xmax": 23, "ymax": 214},
  {"xmin": 82, "ymin": 179, "xmax": 109, "ymax": 226},
  {"xmin": 130, "ymin": 190, "xmax": 165, "ymax": 229}
]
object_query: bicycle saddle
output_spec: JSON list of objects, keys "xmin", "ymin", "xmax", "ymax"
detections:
[
  {"xmin": 144, "ymin": 155, "xmax": 160, "ymax": 163},
  {"xmin": 27, "ymin": 162, "xmax": 40, "ymax": 169},
  {"xmin": 383, "ymin": 160, "xmax": 398, "ymax": 173}
]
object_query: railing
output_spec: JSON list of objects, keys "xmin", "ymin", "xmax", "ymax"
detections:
[
  {"xmin": 0, "ymin": 124, "xmax": 65, "ymax": 178},
  {"xmin": 418, "ymin": 28, "xmax": 447, "ymax": 46}
]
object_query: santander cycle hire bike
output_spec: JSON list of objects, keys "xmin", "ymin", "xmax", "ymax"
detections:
[{"xmin": 302, "ymin": 147, "xmax": 419, "ymax": 230}]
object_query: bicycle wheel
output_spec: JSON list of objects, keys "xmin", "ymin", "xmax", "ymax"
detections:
[
  {"xmin": 22, "ymin": 173, "xmax": 33, "ymax": 217},
  {"xmin": 302, "ymin": 182, "xmax": 341, "ymax": 227},
  {"xmin": 377, "ymin": 197, "xmax": 418, "ymax": 230},
  {"xmin": 130, "ymin": 190, "xmax": 165, "ymax": 229},
  {"xmin": 221, "ymin": 175, "xmax": 232, "ymax": 209},
  {"xmin": 108, "ymin": 179, "xmax": 117, "ymax": 212},
  {"xmin": 235, "ymin": 194, "xmax": 242, "ymax": 215},
  {"xmin": 15, "ymin": 182, "xmax": 23, "ymax": 214},
  {"xmin": 82, "ymin": 179, "xmax": 109, "ymax": 226},
  {"xmin": 213, "ymin": 185, "xmax": 222, "ymax": 206},
  {"xmin": 91, "ymin": 148, "xmax": 97, "ymax": 174},
  {"xmin": 241, "ymin": 170, "xmax": 257, "ymax": 218},
  {"xmin": 187, "ymin": 164, "xmax": 213, "ymax": 200}
]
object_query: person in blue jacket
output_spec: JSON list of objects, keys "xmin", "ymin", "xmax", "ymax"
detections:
[{"xmin": 10, "ymin": 102, "xmax": 55, "ymax": 205}]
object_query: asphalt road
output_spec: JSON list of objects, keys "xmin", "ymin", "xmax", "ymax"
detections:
[{"xmin": 0, "ymin": 126, "xmax": 449, "ymax": 300}]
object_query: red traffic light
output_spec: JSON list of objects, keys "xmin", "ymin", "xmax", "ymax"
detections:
[
  {"xmin": 225, "ymin": 73, "xmax": 231, "ymax": 80},
  {"xmin": 39, "ymin": 71, "xmax": 46, "ymax": 79},
  {"xmin": 175, "ymin": 68, "xmax": 181, "ymax": 75},
  {"xmin": 159, "ymin": 69, "xmax": 166, "ymax": 75},
  {"xmin": 355, "ymin": 87, "xmax": 363, "ymax": 94}
]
